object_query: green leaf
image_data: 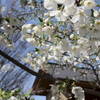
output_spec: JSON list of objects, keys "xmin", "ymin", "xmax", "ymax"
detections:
[
  {"xmin": 35, "ymin": 48, "xmax": 41, "ymax": 53},
  {"xmin": 62, "ymin": 82, "xmax": 66, "ymax": 88},
  {"xmin": 71, "ymin": 82, "xmax": 76, "ymax": 87},
  {"xmin": 4, "ymin": 18, "xmax": 10, "ymax": 23},
  {"xmin": 0, "ymin": 15, "xmax": 3, "ymax": 24},
  {"xmin": 29, "ymin": 90, "xmax": 33, "ymax": 95},
  {"xmin": 38, "ymin": 17, "xmax": 43, "ymax": 22},
  {"xmin": 12, "ymin": 88, "xmax": 21, "ymax": 96},
  {"xmin": 40, "ymin": 22, "xmax": 45, "ymax": 26},
  {"xmin": 65, "ymin": 77, "xmax": 70, "ymax": 83}
]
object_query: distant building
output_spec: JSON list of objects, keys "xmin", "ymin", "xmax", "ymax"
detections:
[{"xmin": 32, "ymin": 63, "xmax": 100, "ymax": 100}]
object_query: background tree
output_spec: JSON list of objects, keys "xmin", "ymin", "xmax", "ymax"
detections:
[
  {"xmin": 0, "ymin": 0, "xmax": 46, "ymax": 91},
  {"xmin": 0, "ymin": 0, "xmax": 32, "ymax": 91}
]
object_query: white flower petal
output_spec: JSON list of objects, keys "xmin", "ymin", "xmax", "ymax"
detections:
[{"xmin": 44, "ymin": 0, "xmax": 57, "ymax": 10}]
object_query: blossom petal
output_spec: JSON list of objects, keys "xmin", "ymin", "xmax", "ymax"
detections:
[{"xmin": 44, "ymin": 0, "xmax": 57, "ymax": 10}]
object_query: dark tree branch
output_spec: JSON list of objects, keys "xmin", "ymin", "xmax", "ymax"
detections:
[
  {"xmin": 1, "ymin": 50, "xmax": 100, "ymax": 97},
  {"xmin": 83, "ymin": 60, "xmax": 100, "ymax": 86},
  {"xmin": 0, "ymin": 50, "xmax": 56, "ymax": 82}
]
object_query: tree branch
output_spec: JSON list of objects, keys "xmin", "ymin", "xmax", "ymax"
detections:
[
  {"xmin": 1, "ymin": 50, "xmax": 100, "ymax": 97},
  {"xmin": 0, "ymin": 50, "xmax": 56, "ymax": 82},
  {"xmin": 83, "ymin": 60, "xmax": 100, "ymax": 86}
]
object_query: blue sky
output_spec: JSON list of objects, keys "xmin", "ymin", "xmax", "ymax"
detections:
[{"xmin": 24, "ymin": 76, "xmax": 46, "ymax": 100}]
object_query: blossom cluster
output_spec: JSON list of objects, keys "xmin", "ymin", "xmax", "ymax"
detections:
[
  {"xmin": 20, "ymin": 0, "xmax": 100, "ymax": 72},
  {"xmin": 1, "ymin": 0, "xmax": 100, "ymax": 71},
  {"xmin": 0, "ymin": 16, "xmax": 20, "ymax": 49},
  {"xmin": 19, "ymin": 1, "xmax": 100, "ymax": 99}
]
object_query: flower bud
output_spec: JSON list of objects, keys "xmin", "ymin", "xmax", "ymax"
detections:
[
  {"xmin": 44, "ymin": 18, "xmax": 50, "ymax": 23},
  {"xmin": 70, "ymin": 34, "xmax": 74, "ymax": 39}
]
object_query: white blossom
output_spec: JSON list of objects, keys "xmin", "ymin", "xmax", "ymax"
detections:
[
  {"xmin": 44, "ymin": 0, "xmax": 57, "ymax": 10},
  {"xmin": 22, "ymin": 53, "xmax": 32, "ymax": 64},
  {"xmin": 57, "ymin": 39, "xmax": 70, "ymax": 53},
  {"xmin": 36, "ymin": 57, "xmax": 47, "ymax": 66},
  {"xmin": 1, "ymin": 23, "xmax": 13, "ymax": 36},
  {"xmin": 84, "ymin": 0, "xmax": 96, "ymax": 9},
  {"xmin": 88, "ymin": 39, "xmax": 98, "ymax": 52},
  {"xmin": 32, "ymin": 25, "xmax": 42, "ymax": 35},
  {"xmin": 52, "ymin": 46, "xmax": 62, "ymax": 57},
  {"xmin": 21, "ymin": 24, "xmax": 32, "ymax": 34},
  {"xmin": 72, "ymin": 86, "xmax": 85, "ymax": 100},
  {"xmin": 77, "ymin": 37, "xmax": 89, "ymax": 56},
  {"xmin": 7, "ymin": 96, "xmax": 18, "ymax": 100},
  {"xmin": 95, "ymin": 40, "xmax": 100, "ymax": 48},
  {"xmin": 78, "ymin": 55, "xmax": 89, "ymax": 62},
  {"xmin": 6, "ymin": 43, "xmax": 15, "ymax": 50},
  {"xmin": 0, "ymin": 36, "xmax": 7, "ymax": 46},
  {"xmin": 50, "ymin": 85, "xmax": 59, "ymax": 94},
  {"xmin": 44, "ymin": 12, "xmax": 50, "ymax": 16},
  {"xmin": 64, "ymin": 5, "xmax": 77, "ymax": 16},
  {"xmin": 54, "ymin": 0, "xmax": 66, "ymax": 4},
  {"xmin": 9, "ymin": 16, "xmax": 20, "ymax": 26},
  {"xmin": 94, "ymin": 19, "xmax": 100, "ymax": 30},
  {"xmin": 26, "ymin": 37, "xmax": 37, "ymax": 47},
  {"xmin": 44, "ymin": 18, "xmax": 50, "ymax": 23},
  {"xmin": 71, "ymin": 7, "xmax": 90, "ymax": 24},
  {"xmin": 20, "ymin": 34, "xmax": 31, "ymax": 41},
  {"xmin": 74, "ymin": 21, "xmax": 90, "ymax": 36},
  {"xmin": 0, "ymin": 7, "xmax": 5, "ymax": 12},
  {"xmin": 51, "ymin": 96, "xmax": 56, "ymax": 100},
  {"xmin": 42, "ymin": 26, "xmax": 54, "ymax": 36},
  {"xmin": 71, "ymin": 45, "xmax": 80, "ymax": 56},
  {"xmin": 55, "ymin": 0, "xmax": 75, "ymax": 6},
  {"xmin": 93, "ymin": 9, "xmax": 99, "ymax": 17},
  {"xmin": 70, "ymin": 34, "xmax": 75, "ymax": 39},
  {"xmin": 63, "ymin": 55, "xmax": 76, "ymax": 63},
  {"xmin": 27, "ymin": 0, "xmax": 35, "ymax": 9},
  {"xmin": 49, "ymin": 10, "xmax": 68, "ymax": 21},
  {"xmin": 77, "ymin": 37, "xmax": 89, "ymax": 47},
  {"xmin": 89, "ymin": 28, "xmax": 100, "ymax": 39}
]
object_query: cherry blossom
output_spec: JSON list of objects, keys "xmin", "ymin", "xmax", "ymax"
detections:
[
  {"xmin": 9, "ymin": 16, "xmax": 20, "ymax": 26},
  {"xmin": 71, "ymin": 7, "xmax": 90, "ymax": 24},
  {"xmin": 93, "ymin": 9, "xmax": 100, "ymax": 17},
  {"xmin": 42, "ymin": 26, "xmax": 54, "ymax": 36},
  {"xmin": 49, "ymin": 10, "xmax": 68, "ymax": 21},
  {"xmin": 7, "ymin": 96, "xmax": 18, "ymax": 100},
  {"xmin": 44, "ymin": 0, "xmax": 57, "ymax": 10},
  {"xmin": 32, "ymin": 25, "xmax": 42, "ymax": 35},
  {"xmin": 21, "ymin": 24, "xmax": 32, "ymax": 34},
  {"xmin": 84, "ymin": 0, "xmax": 96, "ymax": 9},
  {"xmin": 26, "ymin": 37, "xmax": 37, "ymax": 47},
  {"xmin": 72, "ymin": 86, "xmax": 85, "ymax": 100},
  {"xmin": 64, "ymin": 5, "xmax": 77, "ymax": 16},
  {"xmin": 1, "ymin": 23, "xmax": 13, "ymax": 36},
  {"xmin": 0, "ymin": 36, "xmax": 7, "ymax": 46}
]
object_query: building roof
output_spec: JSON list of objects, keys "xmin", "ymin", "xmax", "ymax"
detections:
[
  {"xmin": 43, "ymin": 62, "xmax": 96, "ymax": 82},
  {"xmin": 32, "ymin": 63, "xmax": 100, "ymax": 97},
  {"xmin": 32, "ymin": 70, "xmax": 55, "ymax": 95}
]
